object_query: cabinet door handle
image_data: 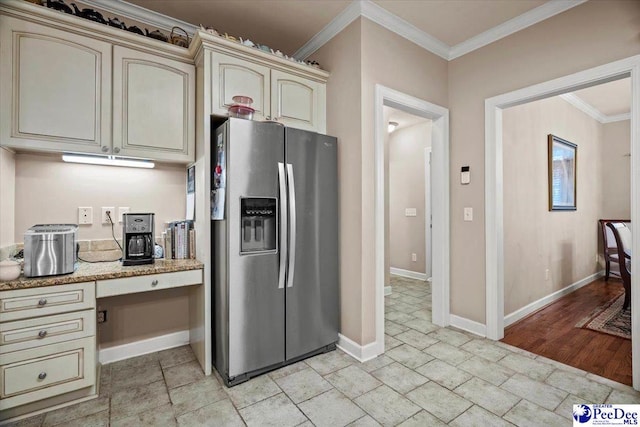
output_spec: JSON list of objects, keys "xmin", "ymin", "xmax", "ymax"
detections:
[
  {"xmin": 38, "ymin": 298, "xmax": 47, "ymax": 306},
  {"xmin": 38, "ymin": 330, "xmax": 48, "ymax": 338},
  {"xmin": 151, "ymin": 280, "xmax": 158, "ymax": 287},
  {"xmin": 101, "ymin": 146, "xmax": 109, "ymax": 153},
  {"xmin": 113, "ymin": 147, "xmax": 121, "ymax": 154},
  {"xmin": 38, "ymin": 372, "xmax": 47, "ymax": 380}
]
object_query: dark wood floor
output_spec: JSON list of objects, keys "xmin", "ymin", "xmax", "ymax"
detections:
[{"xmin": 502, "ymin": 277, "xmax": 632, "ymax": 385}]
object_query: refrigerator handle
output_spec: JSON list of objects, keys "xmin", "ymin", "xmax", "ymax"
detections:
[
  {"xmin": 286, "ymin": 163, "xmax": 296, "ymax": 288},
  {"xmin": 278, "ymin": 162, "xmax": 287, "ymax": 289}
]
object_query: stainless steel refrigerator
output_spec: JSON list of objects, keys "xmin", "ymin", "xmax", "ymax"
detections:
[{"xmin": 212, "ymin": 118, "xmax": 339, "ymax": 386}]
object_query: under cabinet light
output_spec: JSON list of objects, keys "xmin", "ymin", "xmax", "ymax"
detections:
[
  {"xmin": 388, "ymin": 121, "xmax": 399, "ymax": 133},
  {"xmin": 62, "ymin": 154, "xmax": 155, "ymax": 169}
]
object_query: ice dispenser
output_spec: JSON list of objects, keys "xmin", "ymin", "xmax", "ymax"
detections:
[{"xmin": 240, "ymin": 198, "xmax": 277, "ymax": 253}]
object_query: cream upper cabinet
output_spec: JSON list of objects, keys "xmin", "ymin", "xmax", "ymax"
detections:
[
  {"xmin": 210, "ymin": 53, "xmax": 270, "ymax": 121},
  {"xmin": 113, "ymin": 46, "xmax": 195, "ymax": 162},
  {"xmin": 270, "ymin": 70, "xmax": 326, "ymax": 133},
  {"xmin": 0, "ymin": 16, "xmax": 111, "ymax": 154}
]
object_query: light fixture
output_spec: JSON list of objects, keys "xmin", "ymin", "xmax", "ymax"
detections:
[
  {"xmin": 62, "ymin": 154, "xmax": 155, "ymax": 169},
  {"xmin": 388, "ymin": 121, "xmax": 399, "ymax": 133}
]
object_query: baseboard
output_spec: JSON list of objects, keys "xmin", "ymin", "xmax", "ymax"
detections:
[
  {"xmin": 449, "ymin": 314, "xmax": 487, "ymax": 337},
  {"xmin": 504, "ymin": 270, "xmax": 605, "ymax": 328},
  {"xmin": 98, "ymin": 330, "xmax": 190, "ymax": 364},
  {"xmin": 384, "ymin": 286, "xmax": 392, "ymax": 296},
  {"xmin": 337, "ymin": 333, "xmax": 380, "ymax": 363},
  {"xmin": 390, "ymin": 267, "xmax": 427, "ymax": 281}
]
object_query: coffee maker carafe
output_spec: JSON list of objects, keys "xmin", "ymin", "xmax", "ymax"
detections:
[{"xmin": 122, "ymin": 213, "xmax": 154, "ymax": 266}]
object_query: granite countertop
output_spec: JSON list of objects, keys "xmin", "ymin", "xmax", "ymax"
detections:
[{"xmin": 0, "ymin": 259, "xmax": 204, "ymax": 291}]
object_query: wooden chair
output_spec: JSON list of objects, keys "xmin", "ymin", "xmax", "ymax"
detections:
[
  {"xmin": 599, "ymin": 219, "xmax": 630, "ymax": 281},
  {"xmin": 606, "ymin": 222, "xmax": 631, "ymax": 310}
]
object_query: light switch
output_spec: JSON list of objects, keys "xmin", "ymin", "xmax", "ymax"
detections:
[
  {"xmin": 464, "ymin": 207, "xmax": 473, "ymax": 221},
  {"xmin": 405, "ymin": 208, "xmax": 417, "ymax": 217}
]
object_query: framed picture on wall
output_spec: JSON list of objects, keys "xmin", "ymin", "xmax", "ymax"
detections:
[{"xmin": 548, "ymin": 134, "xmax": 577, "ymax": 211}]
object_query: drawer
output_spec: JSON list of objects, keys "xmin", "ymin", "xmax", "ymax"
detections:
[
  {"xmin": 96, "ymin": 269, "xmax": 202, "ymax": 298},
  {"xmin": 0, "ymin": 336, "xmax": 95, "ymax": 410},
  {"xmin": 0, "ymin": 282, "xmax": 96, "ymax": 322},
  {"xmin": 0, "ymin": 309, "xmax": 95, "ymax": 354}
]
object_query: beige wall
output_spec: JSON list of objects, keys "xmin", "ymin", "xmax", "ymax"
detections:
[
  {"xmin": 14, "ymin": 153, "xmax": 186, "ymax": 242},
  {"xmin": 0, "ymin": 148, "xmax": 15, "ymax": 250},
  {"xmin": 313, "ymin": 18, "xmax": 449, "ymax": 344},
  {"xmin": 602, "ymin": 120, "xmax": 631, "ymax": 219},
  {"xmin": 448, "ymin": 0, "xmax": 640, "ymax": 324},
  {"xmin": 98, "ymin": 287, "xmax": 190, "ymax": 348},
  {"xmin": 359, "ymin": 19, "xmax": 448, "ymax": 343},
  {"xmin": 312, "ymin": 19, "xmax": 363, "ymax": 343},
  {"xmin": 389, "ymin": 122, "xmax": 432, "ymax": 274},
  {"xmin": 503, "ymin": 96, "xmax": 603, "ymax": 315}
]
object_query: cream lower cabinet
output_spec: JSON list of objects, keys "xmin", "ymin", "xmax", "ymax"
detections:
[
  {"xmin": 209, "ymin": 51, "xmax": 326, "ymax": 133},
  {"xmin": 113, "ymin": 46, "xmax": 195, "ymax": 162},
  {"xmin": 0, "ymin": 283, "xmax": 97, "ymax": 414},
  {"xmin": 0, "ymin": 16, "xmax": 112, "ymax": 154}
]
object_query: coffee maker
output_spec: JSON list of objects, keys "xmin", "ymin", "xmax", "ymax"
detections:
[{"xmin": 122, "ymin": 213, "xmax": 154, "ymax": 266}]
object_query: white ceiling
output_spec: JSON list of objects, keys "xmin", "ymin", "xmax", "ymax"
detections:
[
  {"xmin": 373, "ymin": 0, "xmax": 546, "ymax": 46},
  {"xmin": 572, "ymin": 78, "xmax": 631, "ymax": 117},
  {"xmin": 123, "ymin": 0, "xmax": 351, "ymax": 56},
  {"xmin": 100, "ymin": 0, "xmax": 583, "ymax": 60},
  {"xmin": 385, "ymin": 106, "xmax": 430, "ymax": 132}
]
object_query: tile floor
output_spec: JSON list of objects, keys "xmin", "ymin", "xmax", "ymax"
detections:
[{"xmin": 9, "ymin": 275, "xmax": 640, "ymax": 426}]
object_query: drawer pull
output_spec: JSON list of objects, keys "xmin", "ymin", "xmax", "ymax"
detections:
[
  {"xmin": 38, "ymin": 299, "xmax": 47, "ymax": 307},
  {"xmin": 151, "ymin": 280, "xmax": 159, "ymax": 287},
  {"xmin": 38, "ymin": 330, "xmax": 48, "ymax": 338},
  {"xmin": 38, "ymin": 372, "xmax": 47, "ymax": 380}
]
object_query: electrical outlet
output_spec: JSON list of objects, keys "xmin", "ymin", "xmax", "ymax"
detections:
[
  {"xmin": 97, "ymin": 310, "xmax": 107, "ymax": 323},
  {"xmin": 411, "ymin": 253, "xmax": 417, "ymax": 262},
  {"xmin": 102, "ymin": 207, "xmax": 115, "ymax": 224},
  {"xmin": 545, "ymin": 269, "xmax": 550, "ymax": 281},
  {"xmin": 118, "ymin": 207, "xmax": 130, "ymax": 223},
  {"xmin": 78, "ymin": 207, "xmax": 93, "ymax": 225}
]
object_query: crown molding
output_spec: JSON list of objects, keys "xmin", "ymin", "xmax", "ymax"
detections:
[
  {"xmin": 80, "ymin": 0, "xmax": 198, "ymax": 35},
  {"xmin": 293, "ymin": 0, "xmax": 363, "ymax": 59},
  {"xmin": 560, "ymin": 93, "xmax": 630, "ymax": 124},
  {"xmin": 602, "ymin": 112, "xmax": 631, "ymax": 123},
  {"xmin": 81, "ymin": 0, "xmax": 588, "ymax": 62},
  {"xmin": 359, "ymin": 0, "xmax": 450, "ymax": 60},
  {"xmin": 448, "ymin": 0, "xmax": 588, "ymax": 60}
]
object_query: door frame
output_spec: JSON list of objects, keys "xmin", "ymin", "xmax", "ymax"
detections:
[
  {"xmin": 484, "ymin": 54, "xmax": 640, "ymax": 388},
  {"xmin": 374, "ymin": 84, "xmax": 450, "ymax": 356},
  {"xmin": 425, "ymin": 147, "xmax": 433, "ymax": 279}
]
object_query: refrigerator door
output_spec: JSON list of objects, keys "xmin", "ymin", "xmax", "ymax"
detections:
[
  {"xmin": 285, "ymin": 128, "xmax": 339, "ymax": 360},
  {"xmin": 226, "ymin": 119, "xmax": 286, "ymax": 378}
]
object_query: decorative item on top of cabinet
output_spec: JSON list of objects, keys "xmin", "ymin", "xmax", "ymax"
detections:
[
  {"xmin": 170, "ymin": 26, "xmax": 190, "ymax": 48},
  {"xmin": 70, "ymin": 3, "xmax": 107, "ymax": 24}
]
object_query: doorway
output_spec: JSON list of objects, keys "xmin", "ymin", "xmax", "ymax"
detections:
[
  {"xmin": 372, "ymin": 85, "xmax": 450, "ymax": 358},
  {"xmin": 385, "ymin": 107, "xmax": 432, "ymax": 287},
  {"xmin": 498, "ymin": 78, "xmax": 632, "ymax": 384},
  {"xmin": 485, "ymin": 54, "xmax": 640, "ymax": 388}
]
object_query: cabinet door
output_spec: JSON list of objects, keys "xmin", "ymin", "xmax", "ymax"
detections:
[
  {"xmin": 211, "ymin": 53, "xmax": 270, "ymax": 120},
  {"xmin": 113, "ymin": 46, "xmax": 195, "ymax": 163},
  {"xmin": 270, "ymin": 70, "xmax": 326, "ymax": 133},
  {"xmin": 0, "ymin": 16, "xmax": 111, "ymax": 154}
]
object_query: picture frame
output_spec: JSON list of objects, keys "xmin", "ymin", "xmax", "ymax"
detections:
[{"xmin": 548, "ymin": 134, "xmax": 577, "ymax": 211}]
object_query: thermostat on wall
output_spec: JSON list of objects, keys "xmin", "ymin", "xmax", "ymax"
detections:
[{"xmin": 461, "ymin": 166, "xmax": 470, "ymax": 185}]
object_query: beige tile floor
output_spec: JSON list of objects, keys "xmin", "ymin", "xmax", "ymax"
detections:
[{"xmin": 8, "ymin": 275, "xmax": 640, "ymax": 426}]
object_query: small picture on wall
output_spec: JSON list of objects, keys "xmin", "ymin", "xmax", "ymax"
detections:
[{"xmin": 548, "ymin": 134, "xmax": 577, "ymax": 211}]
